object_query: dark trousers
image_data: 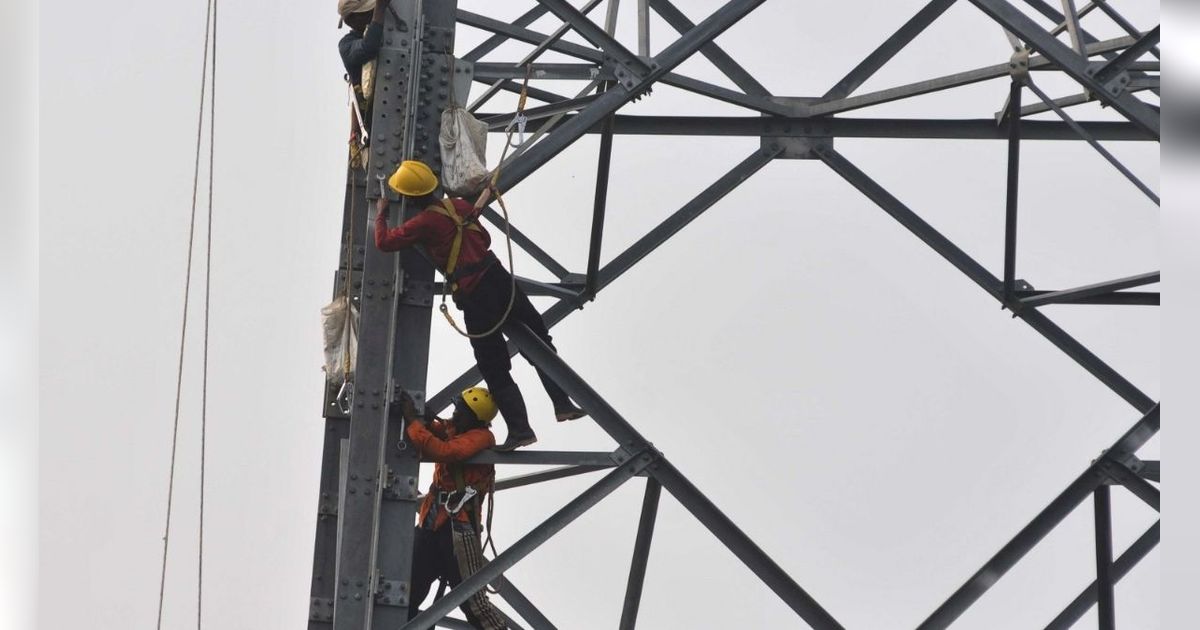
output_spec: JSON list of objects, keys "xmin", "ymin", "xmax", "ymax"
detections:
[
  {"xmin": 458, "ymin": 265, "xmax": 571, "ymax": 409},
  {"xmin": 409, "ymin": 524, "xmax": 507, "ymax": 629}
]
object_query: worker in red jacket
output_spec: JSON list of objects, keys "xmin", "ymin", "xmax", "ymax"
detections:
[
  {"xmin": 401, "ymin": 387, "xmax": 508, "ymax": 630},
  {"xmin": 376, "ymin": 160, "xmax": 585, "ymax": 451}
]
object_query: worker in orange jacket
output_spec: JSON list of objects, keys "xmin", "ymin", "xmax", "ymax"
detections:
[
  {"xmin": 377, "ymin": 160, "xmax": 586, "ymax": 451},
  {"xmin": 401, "ymin": 387, "xmax": 508, "ymax": 630}
]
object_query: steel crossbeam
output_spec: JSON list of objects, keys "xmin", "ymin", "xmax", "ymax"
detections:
[{"xmin": 310, "ymin": 2, "xmax": 1162, "ymax": 628}]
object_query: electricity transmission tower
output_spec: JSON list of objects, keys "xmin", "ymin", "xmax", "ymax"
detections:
[{"xmin": 308, "ymin": 1, "xmax": 1160, "ymax": 628}]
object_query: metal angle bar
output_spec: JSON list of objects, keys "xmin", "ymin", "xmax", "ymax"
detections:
[
  {"xmin": 480, "ymin": 112, "xmax": 1153, "ymax": 141},
  {"xmin": 456, "ymin": 9, "xmax": 605, "ymax": 64},
  {"xmin": 967, "ymin": 0, "xmax": 1160, "ymax": 137},
  {"xmin": 1022, "ymin": 78, "xmax": 1159, "ymax": 205},
  {"xmin": 465, "ymin": 0, "xmax": 607, "ymax": 113},
  {"xmin": 1014, "ymin": 289, "xmax": 1159, "ymax": 306},
  {"xmin": 1093, "ymin": 25, "xmax": 1160, "ymax": 85},
  {"xmin": 1059, "ymin": 0, "xmax": 1086, "ymax": 54},
  {"xmin": 504, "ymin": 321, "xmax": 845, "ymax": 629},
  {"xmin": 918, "ymin": 406, "xmax": 1158, "ymax": 629},
  {"xmin": 401, "ymin": 457, "xmax": 650, "ymax": 630},
  {"xmin": 1098, "ymin": 459, "xmax": 1160, "ymax": 511},
  {"xmin": 480, "ymin": 207, "xmax": 571, "ymax": 280},
  {"xmin": 472, "ymin": 63, "xmax": 610, "ymax": 82},
  {"xmin": 585, "ymin": 104, "xmax": 616, "ymax": 300},
  {"xmin": 1139, "ymin": 460, "xmax": 1160, "ymax": 482},
  {"xmin": 464, "ymin": 450, "xmax": 619, "ymax": 466},
  {"xmin": 1020, "ymin": 271, "xmax": 1159, "ymax": 307},
  {"xmin": 425, "ymin": 147, "xmax": 776, "ymax": 414},
  {"xmin": 495, "ymin": 0, "xmax": 772, "ymax": 193},
  {"xmin": 1021, "ymin": 0, "xmax": 1160, "ymax": 95},
  {"xmin": 816, "ymin": 147, "xmax": 1156, "ymax": 412},
  {"xmin": 1045, "ymin": 521, "xmax": 1159, "ymax": 630},
  {"xmin": 479, "ymin": 79, "xmax": 570, "ymax": 105},
  {"xmin": 658, "ymin": 72, "xmax": 792, "ymax": 115},
  {"xmin": 462, "ymin": 5, "xmax": 550, "ymax": 62},
  {"xmin": 433, "ymin": 278, "xmax": 582, "ymax": 299},
  {"xmin": 480, "ymin": 95, "xmax": 603, "ymax": 129},
  {"xmin": 648, "ymin": 0, "xmax": 772, "ymax": 96},
  {"xmin": 495, "ymin": 465, "xmax": 610, "ymax": 492},
  {"xmin": 1049, "ymin": 0, "xmax": 1099, "ymax": 37},
  {"xmin": 821, "ymin": 0, "xmax": 957, "ymax": 101},
  {"xmin": 435, "ymin": 617, "xmax": 476, "ymax": 630},
  {"xmin": 619, "ymin": 479, "xmax": 662, "ymax": 630},
  {"xmin": 1003, "ymin": 80, "xmax": 1021, "ymax": 300},
  {"xmin": 535, "ymin": 0, "xmax": 652, "ymax": 75},
  {"xmin": 1093, "ymin": 486, "xmax": 1116, "ymax": 630},
  {"xmin": 806, "ymin": 34, "xmax": 1138, "ymax": 117},
  {"xmin": 1093, "ymin": 0, "xmax": 1160, "ymax": 58},
  {"xmin": 638, "ymin": 0, "xmax": 651, "ymax": 57},
  {"xmin": 999, "ymin": 84, "xmax": 1155, "ymax": 118},
  {"xmin": 492, "ymin": 576, "xmax": 559, "ymax": 630},
  {"xmin": 652, "ymin": 463, "xmax": 845, "ymax": 629}
]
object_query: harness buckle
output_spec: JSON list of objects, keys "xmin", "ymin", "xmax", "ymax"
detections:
[{"xmin": 441, "ymin": 486, "xmax": 478, "ymax": 514}]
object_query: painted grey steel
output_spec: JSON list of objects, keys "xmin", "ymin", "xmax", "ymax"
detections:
[
  {"xmin": 475, "ymin": 112, "xmax": 1151, "ymax": 141},
  {"xmin": 648, "ymin": 0, "xmax": 771, "ymax": 97},
  {"xmin": 402, "ymin": 456, "xmax": 655, "ymax": 630},
  {"xmin": 505, "ymin": 321, "xmax": 845, "ymax": 629},
  {"xmin": 1093, "ymin": 485, "xmax": 1116, "ymax": 630},
  {"xmin": 1003, "ymin": 80, "xmax": 1021, "ymax": 300},
  {"xmin": 1046, "ymin": 521, "xmax": 1159, "ymax": 629},
  {"xmin": 618, "ymin": 479, "xmax": 661, "ymax": 630},
  {"xmin": 425, "ymin": 148, "xmax": 777, "ymax": 414},
  {"xmin": 1022, "ymin": 78, "xmax": 1159, "ymax": 205},
  {"xmin": 309, "ymin": 2, "xmax": 1162, "ymax": 627},
  {"xmin": 492, "ymin": 577, "xmax": 558, "ymax": 630},
  {"xmin": 1092, "ymin": 0, "xmax": 1160, "ymax": 58},
  {"xmin": 966, "ymin": 0, "xmax": 1159, "ymax": 137},
  {"xmin": 806, "ymin": 34, "xmax": 1137, "ymax": 117},
  {"xmin": 821, "ymin": 0, "xmax": 957, "ymax": 101},
  {"xmin": 1020, "ymin": 271, "xmax": 1159, "ymax": 308},
  {"xmin": 918, "ymin": 406, "xmax": 1158, "ymax": 629},
  {"xmin": 494, "ymin": 465, "xmax": 610, "ymax": 492}
]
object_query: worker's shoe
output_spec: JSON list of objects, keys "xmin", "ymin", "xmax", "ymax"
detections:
[
  {"xmin": 554, "ymin": 404, "xmax": 587, "ymax": 423},
  {"xmin": 494, "ymin": 433, "xmax": 538, "ymax": 452},
  {"xmin": 491, "ymin": 383, "xmax": 537, "ymax": 452}
]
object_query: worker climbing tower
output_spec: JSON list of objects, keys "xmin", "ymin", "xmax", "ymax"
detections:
[{"xmin": 309, "ymin": 1, "xmax": 1160, "ymax": 628}]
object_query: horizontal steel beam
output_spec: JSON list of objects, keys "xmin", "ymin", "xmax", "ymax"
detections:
[
  {"xmin": 1020, "ymin": 271, "xmax": 1159, "ymax": 307},
  {"xmin": 475, "ymin": 113, "xmax": 1154, "ymax": 141},
  {"xmin": 1013, "ymin": 289, "xmax": 1158, "ymax": 306},
  {"xmin": 463, "ymin": 450, "xmax": 619, "ymax": 466},
  {"xmin": 495, "ymin": 465, "xmax": 610, "ymax": 492},
  {"xmin": 472, "ymin": 63, "xmax": 610, "ymax": 82}
]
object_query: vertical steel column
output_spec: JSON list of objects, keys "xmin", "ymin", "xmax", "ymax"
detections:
[
  {"xmin": 618, "ymin": 479, "xmax": 661, "ymax": 630},
  {"xmin": 1093, "ymin": 486, "xmax": 1116, "ymax": 630},
  {"xmin": 1003, "ymin": 80, "xmax": 1021, "ymax": 301},
  {"xmin": 584, "ymin": 97, "xmax": 615, "ymax": 300},
  {"xmin": 324, "ymin": 1, "xmax": 460, "ymax": 628}
]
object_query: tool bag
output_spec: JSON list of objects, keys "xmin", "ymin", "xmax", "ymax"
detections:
[
  {"xmin": 320, "ymin": 296, "xmax": 359, "ymax": 384},
  {"xmin": 439, "ymin": 106, "xmax": 490, "ymax": 196}
]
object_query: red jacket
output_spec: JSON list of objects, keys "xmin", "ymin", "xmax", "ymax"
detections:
[
  {"xmin": 407, "ymin": 419, "xmax": 495, "ymax": 530},
  {"xmin": 374, "ymin": 198, "xmax": 492, "ymax": 294}
]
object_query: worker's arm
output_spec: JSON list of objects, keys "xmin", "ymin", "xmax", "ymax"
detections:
[
  {"xmin": 339, "ymin": 6, "xmax": 386, "ymax": 72},
  {"xmin": 407, "ymin": 422, "xmax": 494, "ymax": 462},
  {"xmin": 374, "ymin": 203, "xmax": 431, "ymax": 251}
]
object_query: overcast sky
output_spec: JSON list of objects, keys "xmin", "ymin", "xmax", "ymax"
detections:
[{"xmin": 34, "ymin": 1, "xmax": 1164, "ymax": 628}]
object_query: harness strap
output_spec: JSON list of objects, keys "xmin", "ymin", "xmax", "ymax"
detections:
[{"xmin": 430, "ymin": 199, "xmax": 483, "ymax": 293}]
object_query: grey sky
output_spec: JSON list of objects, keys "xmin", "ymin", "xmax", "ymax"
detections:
[{"xmin": 37, "ymin": 1, "xmax": 1160, "ymax": 628}]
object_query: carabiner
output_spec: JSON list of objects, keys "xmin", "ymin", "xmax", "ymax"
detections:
[{"xmin": 335, "ymin": 378, "xmax": 353, "ymax": 415}]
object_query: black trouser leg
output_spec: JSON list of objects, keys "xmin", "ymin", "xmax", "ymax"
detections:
[{"xmin": 408, "ymin": 527, "xmax": 442, "ymax": 620}]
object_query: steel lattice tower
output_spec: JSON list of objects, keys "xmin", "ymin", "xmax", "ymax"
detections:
[{"xmin": 307, "ymin": 1, "xmax": 1160, "ymax": 628}]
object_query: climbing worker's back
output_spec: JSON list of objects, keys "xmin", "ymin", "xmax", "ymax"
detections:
[{"xmin": 374, "ymin": 196, "xmax": 495, "ymax": 295}]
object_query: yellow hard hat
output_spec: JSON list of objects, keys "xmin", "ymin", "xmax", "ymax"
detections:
[
  {"xmin": 387, "ymin": 160, "xmax": 439, "ymax": 197},
  {"xmin": 458, "ymin": 387, "xmax": 498, "ymax": 424}
]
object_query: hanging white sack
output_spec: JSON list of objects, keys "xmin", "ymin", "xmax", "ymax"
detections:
[
  {"xmin": 439, "ymin": 106, "xmax": 490, "ymax": 196},
  {"xmin": 321, "ymin": 297, "xmax": 359, "ymax": 384}
]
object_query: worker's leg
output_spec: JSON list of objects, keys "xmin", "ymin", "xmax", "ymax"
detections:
[
  {"xmin": 407, "ymin": 527, "xmax": 440, "ymax": 620},
  {"xmin": 448, "ymin": 520, "xmax": 509, "ymax": 630},
  {"xmin": 502, "ymin": 278, "xmax": 586, "ymax": 422},
  {"xmin": 463, "ymin": 270, "xmax": 536, "ymax": 450}
]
